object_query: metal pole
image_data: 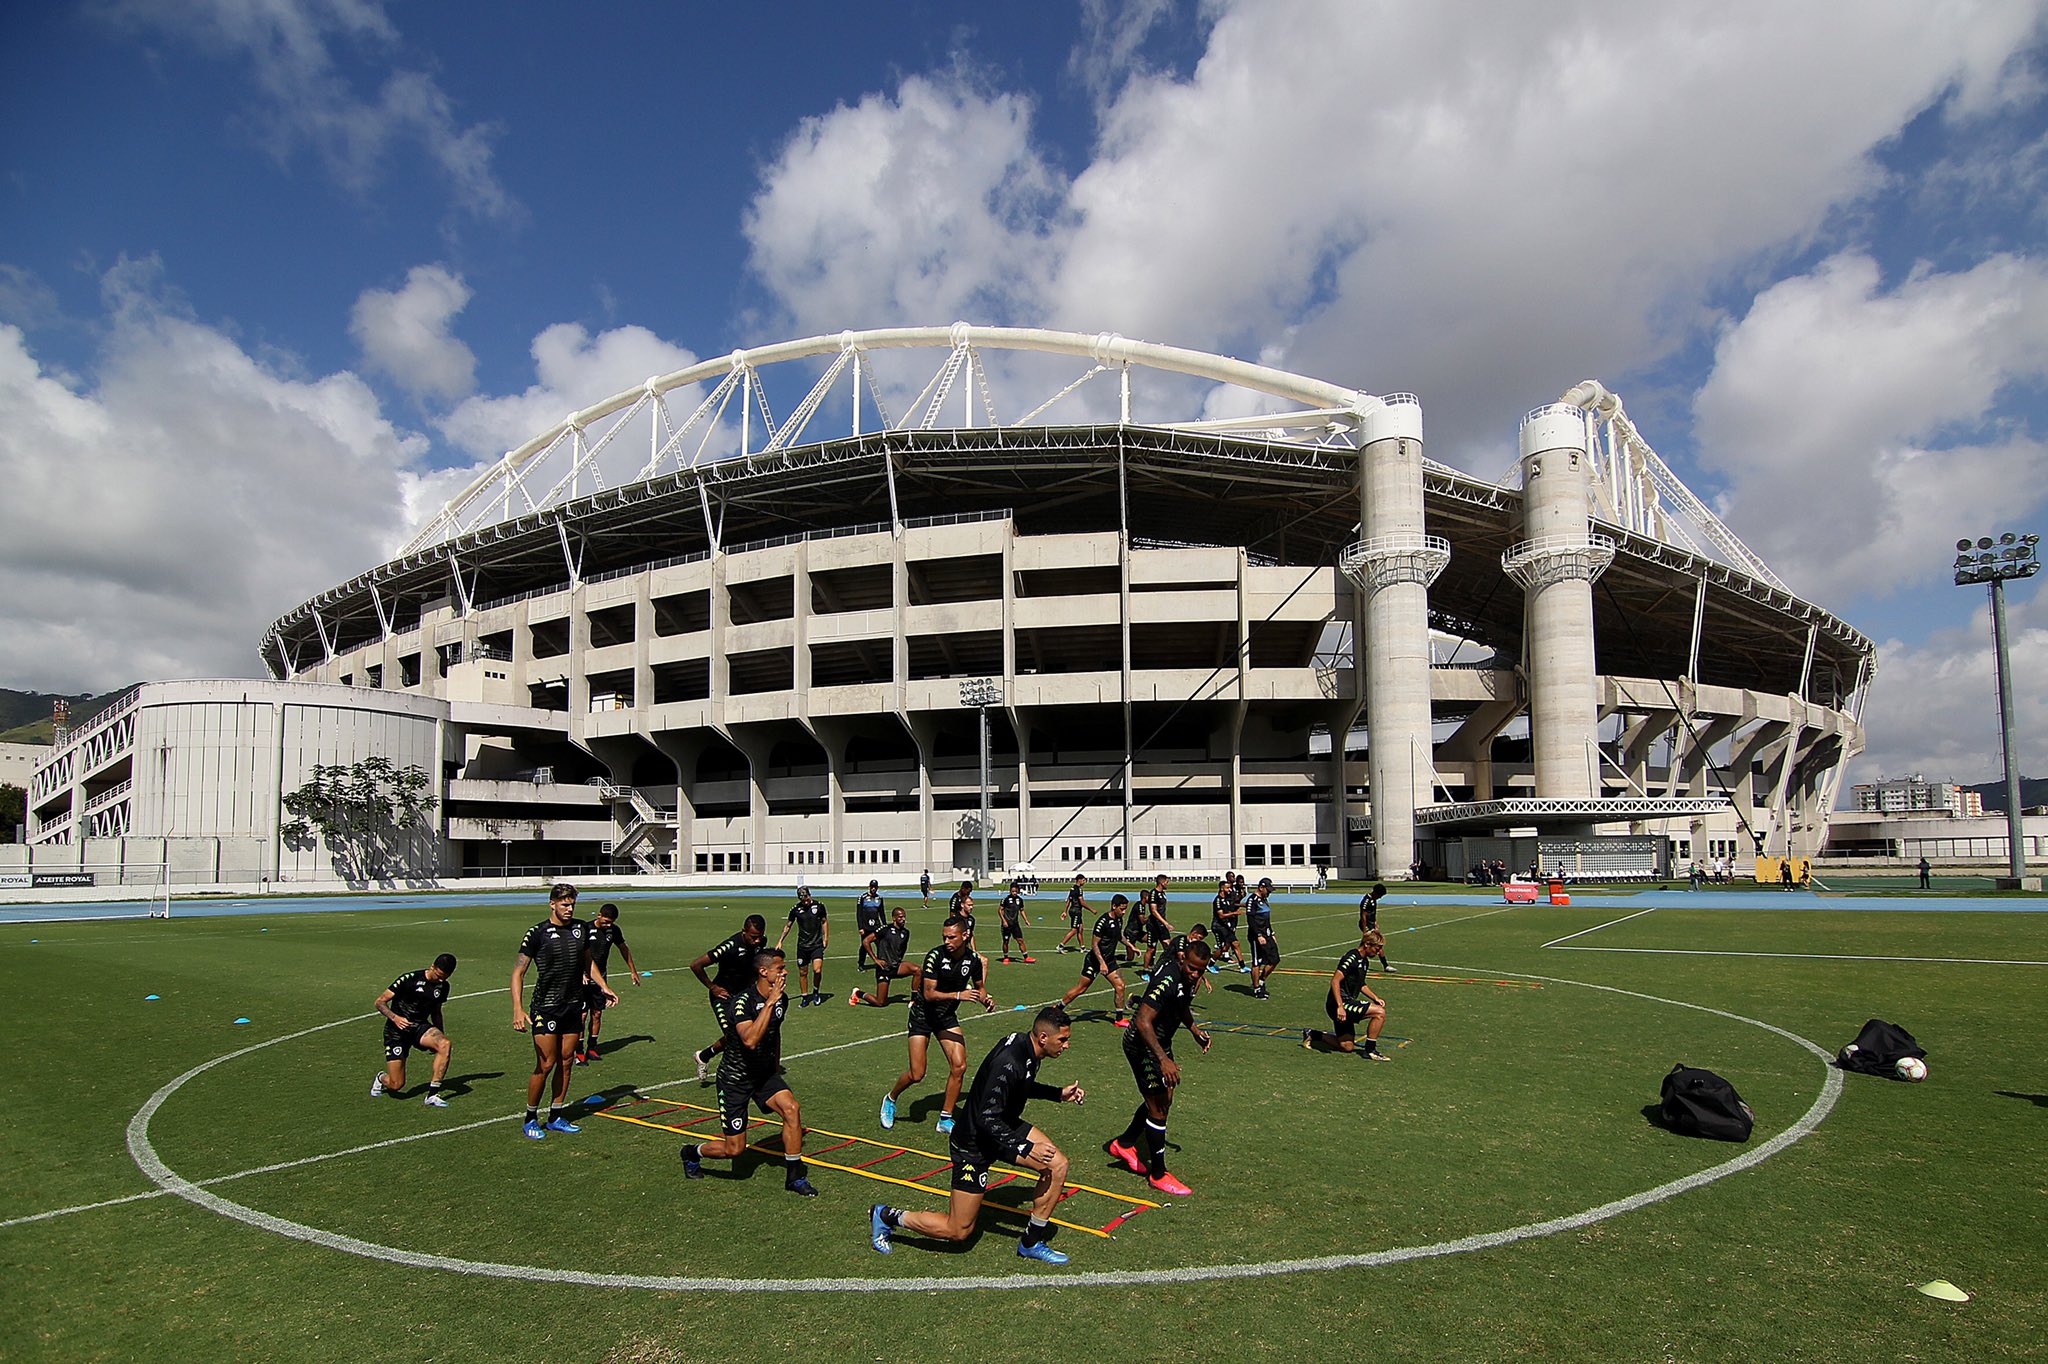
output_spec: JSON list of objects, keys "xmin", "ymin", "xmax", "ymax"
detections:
[
  {"xmin": 1990, "ymin": 578, "xmax": 2026, "ymax": 882},
  {"xmin": 979, "ymin": 703, "xmax": 991, "ymax": 884}
]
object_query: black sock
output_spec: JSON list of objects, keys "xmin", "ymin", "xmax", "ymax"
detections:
[
  {"xmin": 1361, "ymin": 1039, "xmax": 1378, "ymax": 1054},
  {"xmin": 1021, "ymin": 1217, "xmax": 1050, "ymax": 1246},
  {"xmin": 880, "ymin": 1206, "xmax": 904, "ymax": 1229},
  {"xmin": 1120, "ymin": 1105, "xmax": 1148, "ymax": 1149},
  {"xmin": 548, "ymin": 1106, "xmax": 561, "ymax": 1122},
  {"xmin": 682, "ymin": 1143, "xmax": 700, "ymax": 1162},
  {"xmin": 427, "ymin": 1081, "xmax": 442, "ymax": 1092},
  {"xmin": 784, "ymin": 1155, "xmax": 805, "ymax": 1182},
  {"xmin": 1143, "ymin": 1119, "xmax": 1168, "ymax": 1177},
  {"xmin": 525, "ymin": 1107, "xmax": 538, "ymax": 1123}
]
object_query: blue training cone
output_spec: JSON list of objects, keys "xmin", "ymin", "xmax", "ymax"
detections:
[
  {"xmin": 145, "ymin": 994, "xmax": 160, "ymax": 1001},
  {"xmin": 232, "ymin": 1017, "xmax": 251, "ymax": 1025}
]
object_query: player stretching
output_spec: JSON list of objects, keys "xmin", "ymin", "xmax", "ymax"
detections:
[
  {"xmin": 776, "ymin": 886, "xmax": 830, "ymax": 1006},
  {"xmin": 1359, "ymin": 882, "xmax": 1395, "ymax": 974},
  {"xmin": 371, "ymin": 953, "xmax": 457, "ymax": 1106},
  {"xmin": 870, "ymin": 1005, "xmax": 1085, "ymax": 1264},
  {"xmin": 881, "ymin": 917, "xmax": 991, "ymax": 1134},
  {"xmin": 1055, "ymin": 874, "xmax": 1089, "ymax": 953},
  {"xmin": 1245, "ymin": 875, "xmax": 1281, "ymax": 999},
  {"xmin": 997, "ymin": 881, "xmax": 1035, "ymax": 963},
  {"xmin": 579, "ymin": 902, "xmax": 639, "ymax": 1062},
  {"xmin": 512, "ymin": 883, "xmax": 615, "ymax": 1139},
  {"xmin": 678, "ymin": 948, "xmax": 819, "ymax": 1197},
  {"xmin": 1108, "ymin": 938, "xmax": 1213, "ymax": 1195},
  {"xmin": 850, "ymin": 905, "xmax": 919, "ymax": 1006},
  {"xmin": 1302, "ymin": 931, "xmax": 1391, "ymax": 1060},
  {"xmin": 687, "ymin": 913, "xmax": 767, "ymax": 1084},
  {"xmin": 1057, "ymin": 893, "xmax": 1132, "ymax": 1025}
]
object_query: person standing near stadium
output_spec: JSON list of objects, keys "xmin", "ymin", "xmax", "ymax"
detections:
[
  {"xmin": 1302, "ymin": 932, "xmax": 1392, "ymax": 1059},
  {"xmin": 1057, "ymin": 893, "xmax": 1132, "ymax": 1024},
  {"xmin": 881, "ymin": 917, "xmax": 991, "ymax": 1134},
  {"xmin": 1209, "ymin": 874, "xmax": 1245, "ymax": 973},
  {"xmin": 579, "ymin": 902, "xmax": 640, "ymax": 1062},
  {"xmin": 370, "ymin": 953, "xmax": 457, "ymax": 1106},
  {"xmin": 776, "ymin": 886, "xmax": 831, "ymax": 1006},
  {"xmin": 997, "ymin": 881, "xmax": 1035, "ymax": 963},
  {"xmin": 854, "ymin": 879, "xmax": 887, "ymax": 970},
  {"xmin": 1245, "ymin": 875, "xmax": 1280, "ymax": 999},
  {"xmin": 920, "ymin": 868, "xmax": 933, "ymax": 910},
  {"xmin": 687, "ymin": 913, "xmax": 768, "ymax": 1084},
  {"xmin": 511, "ymin": 883, "xmax": 616, "ymax": 1139},
  {"xmin": 1056, "ymin": 873, "xmax": 1090, "ymax": 953},
  {"xmin": 678, "ymin": 948, "xmax": 819, "ymax": 1197},
  {"xmin": 850, "ymin": 905, "xmax": 919, "ymax": 1006},
  {"xmin": 1108, "ymin": 938, "xmax": 1212, "ymax": 1196},
  {"xmin": 1357, "ymin": 882, "xmax": 1396, "ymax": 974},
  {"xmin": 869, "ymin": 1005, "xmax": 1085, "ymax": 1263}
]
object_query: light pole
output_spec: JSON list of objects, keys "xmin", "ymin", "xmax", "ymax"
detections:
[
  {"xmin": 1954, "ymin": 531, "xmax": 2040, "ymax": 887},
  {"xmin": 959, "ymin": 677, "xmax": 1003, "ymax": 883}
]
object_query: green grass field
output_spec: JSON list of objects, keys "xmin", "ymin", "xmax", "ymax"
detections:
[{"xmin": 2, "ymin": 887, "xmax": 2043, "ymax": 1363}]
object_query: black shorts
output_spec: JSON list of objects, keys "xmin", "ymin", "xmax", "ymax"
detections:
[
  {"xmin": 873, "ymin": 959, "xmax": 905, "ymax": 986},
  {"xmin": 1123, "ymin": 1037, "xmax": 1173, "ymax": 1094},
  {"xmin": 1067, "ymin": 908, "xmax": 1084, "ymax": 927},
  {"xmin": 1000, "ymin": 917, "xmax": 1023, "ymax": 937},
  {"xmin": 796, "ymin": 943, "xmax": 825, "ymax": 967},
  {"xmin": 1327, "ymin": 995, "xmax": 1380, "ymax": 1040},
  {"xmin": 382, "ymin": 1019, "xmax": 429, "ymax": 1060},
  {"xmin": 1211, "ymin": 919, "xmax": 1238, "ymax": 945},
  {"xmin": 908, "ymin": 999, "xmax": 962, "ymax": 1039},
  {"xmin": 717, "ymin": 1071, "xmax": 790, "ymax": 1134},
  {"xmin": 1078, "ymin": 953, "xmax": 1122, "ymax": 983},
  {"xmin": 530, "ymin": 1000, "xmax": 584, "ymax": 1035},
  {"xmin": 949, "ymin": 1142, "xmax": 993, "ymax": 1193},
  {"xmin": 1253, "ymin": 935, "xmax": 1280, "ymax": 967},
  {"xmin": 582, "ymin": 983, "xmax": 609, "ymax": 1014}
]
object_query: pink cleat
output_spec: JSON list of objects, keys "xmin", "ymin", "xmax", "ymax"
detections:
[
  {"xmin": 1107, "ymin": 1138, "xmax": 1146, "ymax": 1175},
  {"xmin": 1148, "ymin": 1171, "xmax": 1193, "ymax": 1197}
]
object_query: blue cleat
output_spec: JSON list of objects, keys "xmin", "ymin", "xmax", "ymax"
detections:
[
  {"xmin": 680, "ymin": 1148, "xmax": 703, "ymax": 1179},
  {"xmin": 870, "ymin": 1204, "xmax": 893, "ymax": 1254},
  {"xmin": 786, "ymin": 1177, "xmax": 819, "ymax": 1198},
  {"xmin": 523, "ymin": 1120, "xmax": 545, "ymax": 1141},
  {"xmin": 879, "ymin": 1093, "xmax": 897, "ymax": 1129},
  {"xmin": 1016, "ymin": 1239, "xmax": 1069, "ymax": 1265},
  {"xmin": 545, "ymin": 1116, "xmax": 580, "ymax": 1134},
  {"xmin": 935, "ymin": 1114, "xmax": 954, "ymax": 1135}
]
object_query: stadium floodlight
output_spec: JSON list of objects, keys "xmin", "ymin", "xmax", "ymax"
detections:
[
  {"xmin": 959, "ymin": 678, "xmax": 1003, "ymax": 882},
  {"xmin": 1952, "ymin": 527, "xmax": 2039, "ymax": 885}
]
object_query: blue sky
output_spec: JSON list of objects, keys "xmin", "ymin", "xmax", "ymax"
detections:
[{"xmin": 2, "ymin": 0, "xmax": 2045, "ymax": 789}]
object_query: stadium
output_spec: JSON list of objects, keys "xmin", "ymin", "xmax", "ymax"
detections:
[{"xmin": 28, "ymin": 325, "xmax": 1871, "ymax": 887}]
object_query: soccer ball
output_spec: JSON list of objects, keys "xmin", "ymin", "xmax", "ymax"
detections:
[{"xmin": 1895, "ymin": 1056, "xmax": 1928, "ymax": 1083}]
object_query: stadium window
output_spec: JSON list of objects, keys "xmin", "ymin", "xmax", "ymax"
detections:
[
  {"xmin": 1245, "ymin": 846, "xmax": 1264, "ymax": 866},
  {"xmin": 695, "ymin": 853, "xmax": 708, "ymax": 872},
  {"xmin": 1115, "ymin": 846, "xmax": 1123, "ymax": 860},
  {"xmin": 1311, "ymin": 843, "xmax": 1330, "ymax": 863},
  {"xmin": 1193, "ymin": 845, "xmax": 1201, "ymax": 860},
  {"xmin": 1179, "ymin": 845, "xmax": 1189, "ymax": 860},
  {"xmin": 1291, "ymin": 844, "xmax": 1306, "ymax": 865},
  {"xmin": 894, "ymin": 850, "xmax": 902, "ymax": 863},
  {"xmin": 711, "ymin": 853, "xmax": 725, "ymax": 872}
]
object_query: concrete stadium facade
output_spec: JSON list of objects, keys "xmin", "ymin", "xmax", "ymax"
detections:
[{"xmin": 29, "ymin": 328, "xmax": 1877, "ymax": 886}]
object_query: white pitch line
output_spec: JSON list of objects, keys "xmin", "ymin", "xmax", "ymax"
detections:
[
  {"xmin": 1539, "ymin": 906, "xmax": 1660, "ymax": 949},
  {"xmin": 1549, "ymin": 945, "xmax": 2048, "ymax": 966}
]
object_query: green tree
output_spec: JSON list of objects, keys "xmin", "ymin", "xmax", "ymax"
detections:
[
  {"xmin": 280, "ymin": 758, "xmax": 437, "ymax": 881},
  {"xmin": 0, "ymin": 784, "xmax": 24, "ymax": 839}
]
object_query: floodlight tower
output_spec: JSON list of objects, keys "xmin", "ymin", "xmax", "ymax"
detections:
[
  {"xmin": 959, "ymin": 677, "xmax": 1003, "ymax": 882},
  {"xmin": 1953, "ymin": 530, "xmax": 2040, "ymax": 887}
]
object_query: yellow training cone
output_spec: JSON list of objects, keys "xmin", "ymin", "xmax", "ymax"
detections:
[{"xmin": 1916, "ymin": 1281, "xmax": 1969, "ymax": 1303}]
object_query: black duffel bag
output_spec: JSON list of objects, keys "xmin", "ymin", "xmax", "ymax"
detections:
[
  {"xmin": 1658, "ymin": 1064, "xmax": 1754, "ymax": 1141},
  {"xmin": 1836, "ymin": 1018, "xmax": 1926, "ymax": 1076}
]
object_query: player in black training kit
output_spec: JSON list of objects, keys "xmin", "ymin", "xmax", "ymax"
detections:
[
  {"xmin": 687, "ymin": 914, "xmax": 768, "ymax": 1085},
  {"xmin": 579, "ymin": 903, "xmax": 640, "ymax": 1063},
  {"xmin": 854, "ymin": 880, "xmax": 886, "ymax": 970},
  {"xmin": 1108, "ymin": 938, "xmax": 1213, "ymax": 1196},
  {"xmin": 920, "ymin": 869, "xmax": 933, "ymax": 909},
  {"xmin": 1245, "ymin": 876, "xmax": 1281, "ymax": 998},
  {"xmin": 1057, "ymin": 893, "xmax": 1132, "ymax": 1023},
  {"xmin": 776, "ymin": 886, "xmax": 831, "ymax": 1006},
  {"xmin": 1209, "ymin": 875, "xmax": 1245, "ymax": 972},
  {"xmin": 870, "ymin": 1005, "xmax": 1085, "ymax": 1264},
  {"xmin": 1358, "ymin": 881, "xmax": 1395, "ymax": 974},
  {"xmin": 1138, "ymin": 874, "xmax": 1174, "ymax": 975},
  {"xmin": 512, "ymin": 884, "xmax": 616, "ymax": 1139},
  {"xmin": 1056, "ymin": 874, "xmax": 1089, "ymax": 953},
  {"xmin": 850, "ymin": 905, "xmax": 919, "ymax": 1006},
  {"xmin": 997, "ymin": 882, "xmax": 1035, "ymax": 963},
  {"xmin": 881, "ymin": 917, "xmax": 992, "ymax": 1134},
  {"xmin": 371, "ymin": 953, "xmax": 457, "ymax": 1106},
  {"xmin": 1303, "ymin": 931, "xmax": 1392, "ymax": 1058},
  {"xmin": 678, "ymin": 948, "xmax": 818, "ymax": 1197}
]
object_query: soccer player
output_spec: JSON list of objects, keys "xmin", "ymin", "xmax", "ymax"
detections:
[
  {"xmin": 776, "ymin": 886, "xmax": 830, "ymax": 1006},
  {"xmin": 997, "ymin": 881, "xmax": 1035, "ymax": 963},
  {"xmin": 371, "ymin": 953, "xmax": 457, "ymax": 1106},
  {"xmin": 1057, "ymin": 893, "xmax": 1132, "ymax": 1024},
  {"xmin": 1209, "ymin": 874, "xmax": 1245, "ymax": 972},
  {"xmin": 1245, "ymin": 875, "xmax": 1281, "ymax": 999},
  {"xmin": 1108, "ymin": 938, "xmax": 1212, "ymax": 1196},
  {"xmin": 948, "ymin": 879, "xmax": 975, "ymax": 915},
  {"xmin": 881, "ymin": 917, "xmax": 992, "ymax": 1134},
  {"xmin": 920, "ymin": 868, "xmax": 933, "ymax": 909},
  {"xmin": 579, "ymin": 902, "xmax": 640, "ymax": 1062},
  {"xmin": 1302, "ymin": 932, "xmax": 1392, "ymax": 1059},
  {"xmin": 512, "ymin": 883, "xmax": 616, "ymax": 1139},
  {"xmin": 869, "ymin": 1005, "xmax": 1086, "ymax": 1263},
  {"xmin": 1055, "ymin": 873, "xmax": 1089, "ymax": 953},
  {"xmin": 1138, "ymin": 874, "xmax": 1174, "ymax": 974},
  {"xmin": 854, "ymin": 879, "xmax": 887, "ymax": 970},
  {"xmin": 1358, "ymin": 882, "xmax": 1395, "ymax": 974},
  {"xmin": 850, "ymin": 905, "xmax": 918, "ymax": 1006},
  {"xmin": 687, "ymin": 913, "xmax": 768, "ymax": 1084},
  {"xmin": 1159, "ymin": 921, "xmax": 1210, "ymax": 987},
  {"xmin": 678, "ymin": 948, "xmax": 818, "ymax": 1197}
]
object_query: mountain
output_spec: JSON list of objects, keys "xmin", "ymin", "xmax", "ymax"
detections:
[
  {"xmin": 1963, "ymin": 777, "xmax": 2048, "ymax": 812},
  {"xmin": 0, "ymin": 688, "xmax": 132, "ymax": 746}
]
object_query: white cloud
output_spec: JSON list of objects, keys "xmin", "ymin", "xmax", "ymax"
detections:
[
  {"xmin": 350, "ymin": 264, "xmax": 477, "ymax": 403},
  {"xmin": 99, "ymin": 0, "xmax": 511, "ymax": 218},
  {"xmin": 0, "ymin": 260, "xmax": 428, "ymax": 691},
  {"xmin": 1693, "ymin": 252, "xmax": 2048, "ymax": 608}
]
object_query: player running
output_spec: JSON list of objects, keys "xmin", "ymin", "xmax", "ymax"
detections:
[
  {"xmin": 678, "ymin": 948, "xmax": 819, "ymax": 1196},
  {"xmin": 1055, "ymin": 873, "xmax": 1089, "ymax": 953},
  {"xmin": 1108, "ymin": 938, "xmax": 1213, "ymax": 1196},
  {"xmin": 881, "ymin": 917, "xmax": 992, "ymax": 1135},
  {"xmin": 1245, "ymin": 875, "xmax": 1281, "ymax": 999},
  {"xmin": 1057, "ymin": 893, "xmax": 1132, "ymax": 1025},
  {"xmin": 997, "ymin": 881, "xmax": 1035, "ymax": 963},
  {"xmin": 776, "ymin": 886, "xmax": 830, "ymax": 1006},
  {"xmin": 579, "ymin": 902, "xmax": 639, "ymax": 1063},
  {"xmin": 1302, "ymin": 931, "xmax": 1392, "ymax": 1060},
  {"xmin": 849, "ymin": 905, "xmax": 919, "ymax": 1006},
  {"xmin": 511, "ymin": 883, "xmax": 616, "ymax": 1139},
  {"xmin": 687, "ymin": 913, "xmax": 768, "ymax": 1085},
  {"xmin": 370, "ymin": 953, "xmax": 457, "ymax": 1106},
  {"xmin": 869, "ymin": 1005, "xmax": 1086, "ymax": 1263}
]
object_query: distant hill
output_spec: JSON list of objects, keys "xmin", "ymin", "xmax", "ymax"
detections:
[
  {"xmin": 0, "ymin": 687, "xmax": 132, "ymax": 746},
  {"xmin": 1963, "ymin": 776, "xmax": 2048, "ymax": 812}
]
